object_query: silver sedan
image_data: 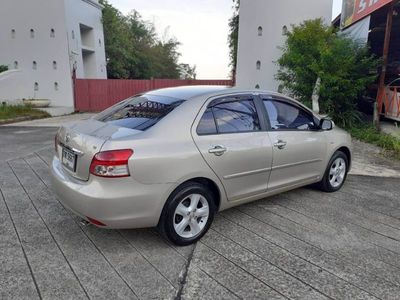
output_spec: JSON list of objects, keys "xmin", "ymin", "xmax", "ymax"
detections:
[{"xmin": 51, "ymin": 86, "xmax": 352, "ymax": 245}]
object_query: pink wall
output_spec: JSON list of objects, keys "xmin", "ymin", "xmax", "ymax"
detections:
[{"xmin": 74, "ymin": 78, "xmax": 233, "ymax": 112}]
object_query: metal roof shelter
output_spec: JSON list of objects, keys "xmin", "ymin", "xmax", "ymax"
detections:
[{"xmin": 336, "ymin": 0, "xmax": 400, "ymax": 122}]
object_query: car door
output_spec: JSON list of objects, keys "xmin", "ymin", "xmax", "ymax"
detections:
[
  {"xmin": 192, "ymin": 94, "xmax": 273, "ymax": 201},
  {"xmin": 261, "ymin": 96, "xmax": 327, "ymax": 191}
]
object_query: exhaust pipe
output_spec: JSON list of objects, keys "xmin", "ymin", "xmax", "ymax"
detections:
[{"xmin": 79, "ymin": 219, "xmax": 90, "ymax": 226}]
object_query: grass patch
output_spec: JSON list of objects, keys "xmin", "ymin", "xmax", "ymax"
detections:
[
  {"xmin": 0, "ymin": 104, "xmax": 50, "ymax": 121},
  {"xmin": 349, "ymin": 124, "xmax": 400, "ymax": 160}
]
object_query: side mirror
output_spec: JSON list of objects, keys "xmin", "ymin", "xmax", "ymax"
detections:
[{"xmin": 320, "ymin": 118, "xmax": 333, "ymax": 131}]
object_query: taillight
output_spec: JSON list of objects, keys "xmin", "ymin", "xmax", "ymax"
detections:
[
  {"xmin": 89, "ymin": 149, "xmax": 133, "ymax": 178},
  {"xmin": 86, "ymin": 216, "xmax": 106, "ymax": 226}
]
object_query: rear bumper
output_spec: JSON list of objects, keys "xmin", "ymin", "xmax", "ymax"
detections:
[{"xmin": 50, "ymin": 156, "xmax": 173, "ymax": 229}]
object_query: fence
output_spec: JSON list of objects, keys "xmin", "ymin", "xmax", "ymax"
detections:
[{"xmin": 74, "ymin": 78, "xmax": 233, "ymax": 112}]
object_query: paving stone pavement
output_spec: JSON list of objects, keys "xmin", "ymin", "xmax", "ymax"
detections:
[{"xmin": 1, "ymin": 145, "xmax": 400, "ymax": 299}]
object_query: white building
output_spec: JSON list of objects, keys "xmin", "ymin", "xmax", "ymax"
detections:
[
  {"xmin": 236, "ymin": 0, "xmax": 332, "ymax": 92},
  {"xmin": 0, "ymin": 0, "xmax": 107, "ymax": 114}
]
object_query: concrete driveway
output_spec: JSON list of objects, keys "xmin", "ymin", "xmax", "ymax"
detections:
[{"xmin": 1, "ymin": 124, "xmax": 400, "ymax": 299}]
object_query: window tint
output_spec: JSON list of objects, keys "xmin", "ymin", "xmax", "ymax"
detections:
[
  {"xmin": 263, "ymin": 100, "xmax": 316, "ymax": 131},
  {"xmin": 95, "ymin": 95, "xmax": 184, "ymax": 131},
  {"xmin": 213, "ymin": 99, "xmax": 260, "ymax": 134},
  {"xmin": 197, "ymin": 108, "xmax": 217, "ymax": 135}
]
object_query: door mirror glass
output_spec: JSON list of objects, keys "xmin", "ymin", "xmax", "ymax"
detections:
[{"xmin": 320, "ymin": 119, "xmax": 333, "ymax": 131}]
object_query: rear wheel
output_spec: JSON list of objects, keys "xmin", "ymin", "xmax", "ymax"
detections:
[
  {"xmin": 318, "ymin": 151, "xmax": 348, "ymax": 192},
  {"xmin": 158, "ymin": 182, "xmax": 216, "ymax": 246}
]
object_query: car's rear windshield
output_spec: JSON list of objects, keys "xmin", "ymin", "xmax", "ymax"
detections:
[{"xmin": 94, "ymin": 94, "xmax": 185, "ymax": 131}]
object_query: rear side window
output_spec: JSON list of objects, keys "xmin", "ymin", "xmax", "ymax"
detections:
[
  {"xmin": 197, "ymin": 108, "xmax": 217, "ymax": 135},
  {"xmin": 197, "ymin": 98, "xmax": 260, "ymax": 135},
  {"xmin": 95, "ymin": 95, "xmax": 184, "ymax": 131}
]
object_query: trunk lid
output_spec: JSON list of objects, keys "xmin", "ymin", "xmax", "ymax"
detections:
[{"xmin": 57, "ymin": 119, "xmax": 140, "ymax": 181}]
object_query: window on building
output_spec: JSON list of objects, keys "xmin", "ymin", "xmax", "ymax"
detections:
[
  {"xmin": 34, "ymin": 82, "xmax": 39, "ymax": 91},
  {"xmin": 30, "ymin": 29, "xmax": 35, "ymax": 38},
  {"xmin": 32, "ymin": 61, "xmax": 37, "ymax": 70},
  {"xmin": 11, "ymin": 29, "xmax": 16, "ymax": 39},
  {"xmin": 53, "ymin": 61, "xmax": 57, "ymax": 70},
  {"xmin": 258, "ymin": 26, "xmax": 263, "ymax": 36},
  {"xmin": 54, "ymin": 82, "xmax": 59, "ymax": 91},
  {"xmin": 50, "ymin": 28, "xmax": 55, "ymax": 38},
  {"xmin": 99, "ymin": 38, "xmax": 102, "ymax": 46},
  {"xmin": 282, "ymin": 25, "xmax": 288, "ymax": 35},
  {"xmin": 14, "ymin": 61, "xmax": 18, "ymax": 69},
  {"xmin": 71, "ymin": 30, "xmax": 75, "ymax": 39},
  {"xmin": 256, "ymin": 60, "xmax": 261, "ymax": 70}
]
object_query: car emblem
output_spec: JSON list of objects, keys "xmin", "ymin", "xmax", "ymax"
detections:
[{"xmin": 65, "ymin": 134, "xmax": 71, "ymax": 143}]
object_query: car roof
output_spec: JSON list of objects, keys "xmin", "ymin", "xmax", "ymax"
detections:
[
  {"xmin": 143, "ymin": 85, "xmax": 313, "ymax": 114},
  {"xmin": 144, "ymin": 85, "xmax": 231, "ymax": 100}
]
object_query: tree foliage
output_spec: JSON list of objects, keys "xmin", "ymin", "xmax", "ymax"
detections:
[
  {"xmin": 179, "ymin": 63, "xmax": 197, "ymax": 80},
  {"xmin": 0, "ymin": 65, "xmax": 8, "ymax": 73},
  {"xmin": 100, "ymin": 0, "xmax": 193, "ymax": 79},
  {"xmin": 228, "ymin": 0, "xmax": 239, "ymax": 80},
  {"xmin": 277, "ymin": 19, "xmax": 379, "ymax": 128}
]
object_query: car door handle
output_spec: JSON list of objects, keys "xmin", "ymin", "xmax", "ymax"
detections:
[
  {"xmin": 274, "ymin": 140, "xmax": 287, "ymax": 149},
  {"xmin": 208, "ymin": 145, "xmax": 227, "ymax": 156}
]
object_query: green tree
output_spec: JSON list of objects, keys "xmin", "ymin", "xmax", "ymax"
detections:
[
  {"xmin": 277, "ymin": 19, "xmax": 379, "ymax": 128},
  {"xmin": 100, "ymin": 0, "xmax": 190, "ymax": 80},
  {"xmin": 100, "ymin": 0, "xmax": 132, "ymax": 78},
  {"xmin": 147, "ymin": 39, "xmax": 181, "ymax": 79},
  {"xmin": 228, "ymin": 0, "xmax": 239, "ymax": 81},
  {"xmin": 0, "ymin": 65, "xmax": 8, "ymax": 73},
  {"xmin": 179, "ymin": 63, "xmax": 197, "ymax": 80}
]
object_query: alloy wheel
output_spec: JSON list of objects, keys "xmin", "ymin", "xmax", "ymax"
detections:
[
  {"xmin": 173, "ymin": 193, "xmax": 209, "ymax": 238},
  {"xmin": 329, "ymin": 157, "xmax": 346, "ymax": 188}
]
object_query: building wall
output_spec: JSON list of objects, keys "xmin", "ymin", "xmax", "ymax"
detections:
[
  {"xmin": 0, "ymin": 0, "xmax": 74, "ymax": 107},
  {"xmin": 236, "ymin": 0, "xmax": 332, "ymax": 92},
  {"xmin": 0, "ymin": 0, "xmax": 107, "ymax": 109},
  {"xmin": 64, "ymin": 0, "xmax": 107, "ymax": 79}
]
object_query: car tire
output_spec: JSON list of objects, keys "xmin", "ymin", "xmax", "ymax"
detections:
[
  {"xmin": 318, "ymin": 151, "xmax": 349, "ymax": 193},
  {"xmin": 158, "ymin": 182, "xmax": 216, "ymax": 246}
]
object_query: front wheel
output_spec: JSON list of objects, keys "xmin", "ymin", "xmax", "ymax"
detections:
[
  {"xmin": 158, "ymin": 182, "xmax": 216, "ymax": 246},
  {"xmin": 318, "ymin": 151, "xmax": 348, "ymax": 192}
]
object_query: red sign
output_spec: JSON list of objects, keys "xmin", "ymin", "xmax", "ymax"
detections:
[{"xmin": 342, "ymin": 0, "xmax": 393, "ymax": 28}]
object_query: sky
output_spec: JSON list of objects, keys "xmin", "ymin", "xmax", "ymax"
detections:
[{"xmin": 108, "ymin": 0, "xmax": 344, "ymax": 79}]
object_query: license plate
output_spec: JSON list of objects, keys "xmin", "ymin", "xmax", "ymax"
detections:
[{"xmin": 62, "ymin": 148, "xmax": 77, "ymax": 172}]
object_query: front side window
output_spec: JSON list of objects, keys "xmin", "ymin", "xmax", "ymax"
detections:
[
  {"xmin": 95, "ymin": 95, "xmax": 184, "ymax": 131},
  {"xmin": 197, "ymin": 98, "xmax": 260, "ymax": 135},
  {"xmin": 263, "ymin": 99, "xmax": 316, "ymax": 131}
]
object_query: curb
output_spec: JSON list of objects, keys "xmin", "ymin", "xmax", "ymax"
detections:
[{"xmin": 0, "ymin": 115, "xmax": 46, "ymax": 125}]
